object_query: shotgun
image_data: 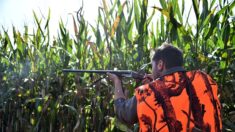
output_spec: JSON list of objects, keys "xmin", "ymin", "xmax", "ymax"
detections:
[{"xmin": 62, "ymin": 69, "xmax": 145, "ymax": 80}]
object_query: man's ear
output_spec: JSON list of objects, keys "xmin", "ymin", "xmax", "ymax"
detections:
[{"xmin": 157, "ymin": 60, "xmax": 164, "ymax": 70}]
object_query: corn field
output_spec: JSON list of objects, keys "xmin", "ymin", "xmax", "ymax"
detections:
[{"xmin": 0, "ymin": 0, "xmax": 234, "ymax": 131}]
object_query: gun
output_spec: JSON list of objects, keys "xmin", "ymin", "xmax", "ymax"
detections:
[{"xmin": 62, "ymin": 69, "xmax": 145, "ymax": 80}]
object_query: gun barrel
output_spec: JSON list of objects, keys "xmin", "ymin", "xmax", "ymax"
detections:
[
  {"xmin": 62, "ymin": 69, "xmax": 132, "ymax": 73},
  {"xmin": 62, "ymin": 69, "xmax": 144, "ymax": 79}
]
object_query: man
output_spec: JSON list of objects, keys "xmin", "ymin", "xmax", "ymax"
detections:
[{"xmin": 108, "ymin": 43, "xmax": 222, "ymax": 131}]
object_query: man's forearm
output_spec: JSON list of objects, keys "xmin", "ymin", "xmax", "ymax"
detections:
[
  {"xmin": 108, "ymin": 73, "xmax": 138, "ymax": 125},
  {"xmin": 114, "ymin": 96, "xmax": 138, "ymax": 125}
]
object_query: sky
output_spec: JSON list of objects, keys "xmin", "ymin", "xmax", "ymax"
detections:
[
  {"xmin": 0, "ymin": 0, "xmax": 100, "ymax": 37},
  {"xmin": 0, "ymin": 0, "xmax": 196, "ymax": 37}
]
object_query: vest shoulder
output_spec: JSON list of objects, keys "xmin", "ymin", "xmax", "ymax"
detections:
[
  {"xmin": 186, "ymin": 70, "xmax": 217, "ymax": 85},
  {"xmin": 135, "ymin": 81, "xmax": 160, "ymax": 96},
  {"xmin": 186, "ymin": 70, "xmax": 212, "ymax": 77}
]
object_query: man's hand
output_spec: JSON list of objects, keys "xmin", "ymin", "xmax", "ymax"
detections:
[
  {"xmin": 107, "ymin": 73, "xmax": 121, "ymax": 84},
  {"xmin": 107, "ymin": 73, "xmax": 126, "ymax": 100}
]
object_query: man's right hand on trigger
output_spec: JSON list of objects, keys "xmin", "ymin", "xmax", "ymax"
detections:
[{"xmin": 107, "ymin": 73, "xmax": 121, "ymax": 84}]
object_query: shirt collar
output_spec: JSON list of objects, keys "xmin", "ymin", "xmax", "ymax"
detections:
[{"xmin": 161, "ymin": 66, "xmax": 186, "ymax": 77}]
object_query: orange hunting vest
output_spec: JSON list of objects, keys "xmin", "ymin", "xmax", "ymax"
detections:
[{"xmin": 135, "ymin": 70, "xmax": 222, "ymax": 132}]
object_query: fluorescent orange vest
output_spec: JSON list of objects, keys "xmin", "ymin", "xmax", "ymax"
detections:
[{"xmin": 135, "ymin": 71, "xmax": 222, "ymax": 132}]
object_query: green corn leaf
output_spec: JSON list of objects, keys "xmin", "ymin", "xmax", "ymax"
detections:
[
  {"xmin": 202, "ymin": 7, "xmax": 216, "ymax": 29},
  {"xmin": 96, "ymin": 26, "xmax": 101, "ymax": 47},
  {"xmin": 127, "ymin": 19, "xmax": 134, "ymax": 42},
  {"xmin": 126, "ymin": 1, "xmax": 134, "ymax": 25},
  {"xmin": 70, "ymin": 14, "xmax": 78, "ymax": 40},
  {"xmin": 36, "ymin": 28, "xmax": 41, "ymax": 49},
  {"xmin": 170, "ymin": 25, "xmax": 178, "ymax": 41},
  {"xmin": 220, "ymin": 61, "xmax": 226, "ymax": 69},
  {"xmin": 152, "ymin": 6, "xmax": 170, "ymax": 19},
  {"xmin": 134, "ymin": 0, "xmax": 140, "ymax": 29},
  {"xmin": 181, "ymin": 0, "xmax": 185, "ymax": 15},
  {"xmin": 175, "ymin": 0, "xmax": 183, "ymax": 24},
  {"xmin": 150, "ymin": 24, "xmax": 156, "ymax": 49},
  {"xmin": 146, "ymin": 9, "xmax": 155, "ymax": 25},
  {"xmin": 140, "ymin": 0, "xmax": 148, "ymax": 28},
  {"xmin": 122, "ymin": 21, "xmax": 132, "ymax": 45},
  {"xmin": 116, "ymin": 24, "xmax": 122, "ymax": 46},
  {"xmin": 3, "ymin": 29, "xmax": 14, "ymax": 51},
  {"xmin": 192, "ymin": 0, "xmax": 200, "ymax": 20},
  {"xmin": 160, "ymin": 14, "xmax": 165, "ymax": 40},
  {"xmin": 117, "ymin": 1, "xmax": 126, "ymax": 16},
  {"xmin": 205, "ymin": 1, "xmax": 235, "ymax": 39},
  {"xmin": 59, "ymin": 21, "xmax": 66, "ymax": 45},
  {"xmin": 98, "ymin": 8, "xmax": 105, "ymax": 29},
  {"xmin": 16, "ymin": 32, "xmax": 24, "ymax": 59},
  {"xmin": 66, "ymin": 39, "xmax": 73, "ymax": 54},
  {"xmin": 222, "ymin": 20, "xmax": 230, "ymax": 45},
  {"xmin": 159, "ymin": 0, "xmax": 167, "ymax": 9},
  {"xmin": 209, "ymin": 0, "xmax": 217, "ymax": 10},
  {"xmin": 219, "ymin": 0, "xmax": 223, "ymax": 8},
  {"xmin": 185, "ymin": 5, "xmax": 192, "ymax": 26},
  {"xmin": 63, "ymin": 104, "xmax": 78, "ymax": 115},
  {"xmin": 200, "ymin": 0, "xmax": 209, "ymax": 21},
  {"xmin": 24, "ymin": 25, "xmax": 29, "ymax": 43},
  {"xmin": 109, "ymin": 0, "xmax": 118, "ymax": 16},
  {"xmin": 12, "ymin": 26, "xmax": 17, "ymax": 42},
  {"xmin": 169, "ymin": 4, "xmax": 182, "ymax": 28},
  {"xmin": 33, "ymin": 11, "xmax": 45, "ymax": 39},
  {"xmin": 44, "ymin": 8, "xmax": 51, "ymax": 29},
  {"xmin": 228, "ymin": 0, "xmax": 235, "ymax": 12},
  {"xmin": 102, "ymin": 0, "xmax": 109, "ymax": 19}
]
